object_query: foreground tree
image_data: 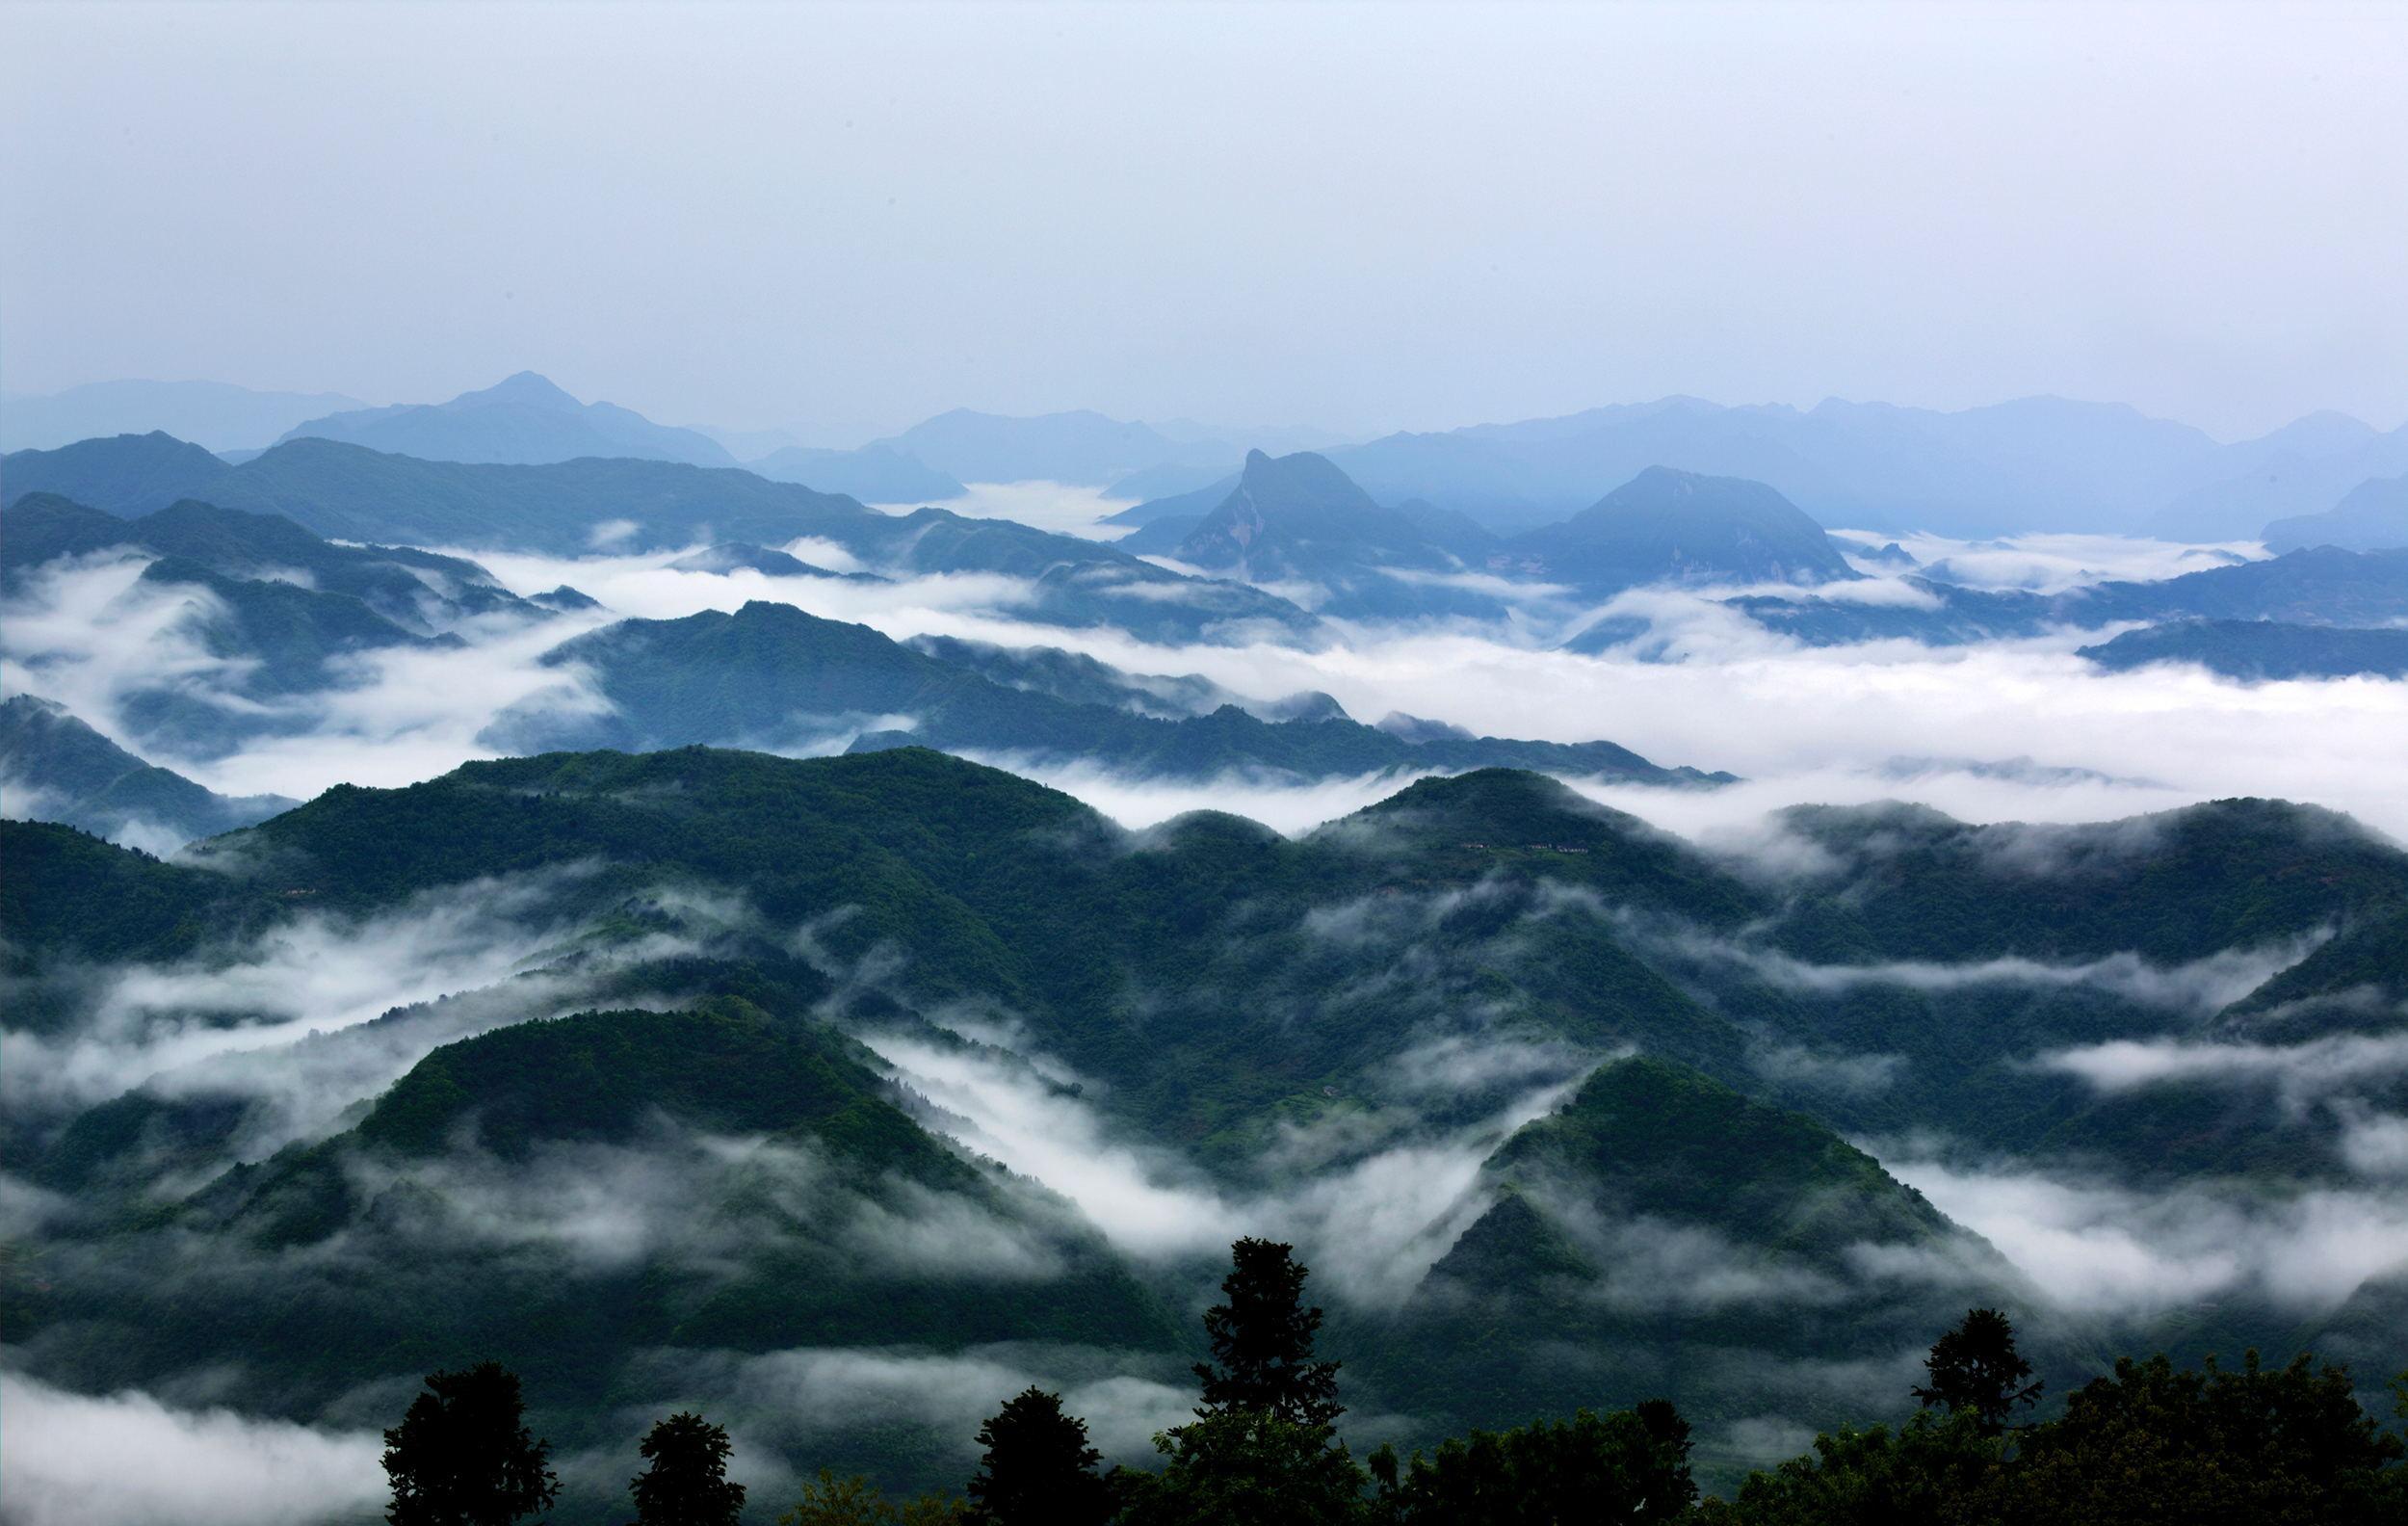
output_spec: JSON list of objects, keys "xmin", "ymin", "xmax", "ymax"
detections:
[
  {"xmin": 779, "ymin": 1469, "xmax": 964, "ymax": 1526},
  {"xmin": 1693, "ymin": 1408, "xmax": 2001, "ymax": 1526},
  {"xmin": 1116, "ymin": 1408, "xmax": 1368, "ymax": 1526},
  {"xmin": 627, "ymin": 1411, "xmax": 746, "ymax": 1526},
  {"xmin": 1194, "ymin": 1237, "xmax": 1344, "ymax": 1428},
  {"xmin": 382, "ymin": 1362, "xmax": 560, "ymax": 1526},
  {"xmin": 1911, "ymin": 1307, "xmax": 2042, "ymax": 1436},
  {"xmin": 1368, "ymin": 1401, "xmax": 1699, "ymax": 1525},
  {"xmin": 1984, "ymin": 1352, "xmax": 2406, "ymax": 1525},
  {"xmin": 964, "ymin": 1387, "xmax": 1110, "ymax": 1526}
]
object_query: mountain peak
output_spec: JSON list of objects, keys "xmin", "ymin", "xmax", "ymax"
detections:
[{"xmin": 464, "ymin": 371, "xmax": 581, "ymax": 408}]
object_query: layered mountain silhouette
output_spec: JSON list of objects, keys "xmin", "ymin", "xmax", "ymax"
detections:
[
  {"xmin": 0, "ymin": 431, "xmax": 234, "ymax": 514},
  {"xmin": 0, "ymin": 695, "xmax": 296, "ymax": 849},
  {"xmin": 2, "ymin": 492, "xmax": 537, "ymax": 632},
  {"xmin": 1668, "ymin": 545, "xmax": 2408, "ymax": 652},
  {"xmin": 1, "ymin": 434, "xmax": 1319, "ymax": 645},
  {"xmin": 1139, "ymin": 451, "xmax": 1857, "ymax": 615},
  {"xmin": 0, "ymin": 380, "xmax": 369, "ymax": 453},
  {"xmin": 745, "ymin": 441, "xmax": 966, "ymax": 501},
  {"xmin": 1304, "ymin": 394, "xmax": 2408, "ymax": 539},
  {"xmin": 278, "ymin": 371, "xmax": 738, "ymax": 467},
  {"xmin": 480, "ymin": 598, "xmax": 1728, "ymax": 785},
  {"xmin": 2079, "ymin": 618, "xmax": 2408, "ymax": 681},
  {"xmin": 1504, "ymin": 465, "xmax": 1858, "ymax": 590},
  {"xmin": 2264, "ymin": 472, "xmax": 2408, "ymax": 554}
]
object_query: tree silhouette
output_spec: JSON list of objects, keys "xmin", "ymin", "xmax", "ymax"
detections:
[
  {"xmin": 1194, "ymin": 1238, "xmax": 1343, "ymax": 1428},
  {"xmin": 382, "ymin": 1362, "xmax": 560, "ymax": 1526},
  {"xmin": 964, "ymin": 1387, "xmax": 1109, "ymax": 1526},
  {"xmin": 627, "ymin": 1411, "xmax": 746, "ymax": 1526},
  {"xmin": 1913, "ymin": 1308, "xmax": 2042, "ymax": 1436}
]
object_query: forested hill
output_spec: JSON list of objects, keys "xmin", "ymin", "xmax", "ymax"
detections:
[{"xmin": 7, "ymin": 747, "xmax": 2406, "ymax": 1513}]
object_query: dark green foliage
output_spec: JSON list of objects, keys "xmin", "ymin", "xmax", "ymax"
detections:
[
  {"xmin": 1197, "ymin": 1239, "xmax": 1344, "ymax": 1428},
  {"xmin": 1367, "ymin": 1402, "xmax": 1698, "ymax": 1524},
  {"xmin": 1767, "ymin": 795, "xmax": 2408, "ymax": 963},
  {"xmin": 1986, "ymin": 1353, "xmax": 2407, "ymax": 1525},
  {"xmin": 1479, "ymin": 1058, "xmax": 1953, "ymax": 1256},
  {"xmin": 1913, "ymin": 1308, "xmax": 2041, "ymax": 1436},
  {"xmin": 0, "ymin": 818, "xmax": 249, "ymax": 973},
  {"xmin": 1695, "ymin": 1408, "xmax": 2002, "ymax": 1526},
  {"xmin": 626, "ymin": 1411, "xmax": 746, "ymax": 1526},
  {"xmin": 382, "ymin": 1361, "xmax": 560, "ymax": 1526},
  {"xmin": 963, "ymin": 1388, "xmax": 1110, "ymax": 1526},
  {"xmin": 1704, "ymin": 1349, "xmax": 2408, "ymax": 1525},
  {"xmin": 1115, "ymin": 1408, "xmax": 1368, "ymax": 1526}
]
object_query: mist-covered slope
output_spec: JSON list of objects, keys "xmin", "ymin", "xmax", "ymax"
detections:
[
  {"xmin": 2, "ymin": 434, "xmax": 1320, "ymax": 644},
  {"xmin": 2079, "ymin": 618, "xmax": 2408, "ymax": 681},
  {"xmin": 7, "ymin": 748, "xmax": 2405, "ymax": 1507},
  {"xmin": 484, "ymin": 599, "xmax": 1723, "ymax": 784},
  {"xmin": 0, "ymin": 696, "xmax": 296, "ymax": 850}
]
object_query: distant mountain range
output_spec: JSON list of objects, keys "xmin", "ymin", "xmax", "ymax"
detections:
[
  {"xmin": 1302, "ymin": 395, "xmax": 2408, "ymax": 540},
  {"xmin": 22, "ymin": 380, "xmax": 2408, "ymax": 542},
  {"xmin": 745, "ymin": 442, "xmax": 967, "ymax": 502},
  {"xmin": 0, "ymin": 434, "xmax": 1317, "ymax": 645},
  {"xmin": 481, "ymin": 597, "xmax": 1727, "ymax": 786},
  {"xmin": 1, "ymin": 492, "xmax": 550, "ymax": 758},
  {"xmin": 1144, "ymin": 451, "xmax": 1858, "ymax": 618},
  {"xmin": 278, "ymin": 371, "xmax": 741, "ymax": 467},
  {"xmin": 2264, "ymin": 472, "xmax": 2408, "ymax": 554},
  {"xmin": 2078, "ymin": 618, "xmax": 2408, "ymax": 681},
  {"xmin": 2, "ymin": 491, "xmax": 538, "ymax": 632},
  {"xmin": 1668, "ymin": 545, "xmax": 2408, "ymax": 653},
  {"xmin": 0, "ymin": 380, "xmax": 369, "ymax": 453},
  {"xmin": 0, "ymin": 482, "xmax": 1714, "ymax": 785}
]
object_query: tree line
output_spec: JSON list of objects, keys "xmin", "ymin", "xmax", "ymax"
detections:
[{"xmin": 382, "ymin": 1238, "xmax": 2408, "ymax": 1526}]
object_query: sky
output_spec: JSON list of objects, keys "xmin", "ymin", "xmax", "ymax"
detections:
[{"xmin": 3, "ymin": 0, "xmax": 2404, "ymax": 443}]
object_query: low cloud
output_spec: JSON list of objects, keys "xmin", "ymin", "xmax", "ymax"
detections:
[
  {"xmin": 0, "ymin": 1370, "xmax": 385, "ymax": 1526},
  {"xmin": 1668, "ymin": 936, "xmax": 2324, "ymax": 1019},
  {"xmin": 1890, "ymin": 1155, "xmax": 2408, "ymax": 1315},
  {"xmin": 2039, "ymin": 1030, "xmax": 2408, "ymax": 1105},
  {"xmin": 1, "ymin": 866, "xmax": 647, "ymax": 1119}
]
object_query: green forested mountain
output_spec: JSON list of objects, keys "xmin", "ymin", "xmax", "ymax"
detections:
[
  {"xmin": 1391, "ymin": 1057, "xmax": 1995, "ymax": 1434},
  {"xmin": 7, "ymin": 749, "xmax": 2404, "ymax": 1516}
]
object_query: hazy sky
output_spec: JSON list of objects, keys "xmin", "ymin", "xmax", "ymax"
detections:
[{"xmin": 4, "ymin": 0, "xmax": 2403, "ymax": 443}]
